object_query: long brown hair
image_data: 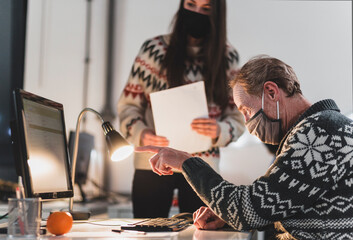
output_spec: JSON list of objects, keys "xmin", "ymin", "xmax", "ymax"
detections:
[{"xmin": 161, "ymin": 0, "xmax": 229, "ymax": 110}]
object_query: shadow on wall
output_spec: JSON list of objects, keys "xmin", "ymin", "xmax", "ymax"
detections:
[{"xmin": 220, "ymin": 131, "xmax": 274, "ymax": 186}]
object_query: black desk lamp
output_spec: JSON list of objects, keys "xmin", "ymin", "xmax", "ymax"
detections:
[{"xmin": 69, "ymin": 108, "xmax": 133, "ymax": 220}]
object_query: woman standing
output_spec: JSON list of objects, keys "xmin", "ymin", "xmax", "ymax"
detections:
[{"xmin": 117, "ymin": 0, "xmax": 244, "ymax": 218}]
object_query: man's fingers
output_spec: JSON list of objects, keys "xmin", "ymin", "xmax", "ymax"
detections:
[
  {"xmin": 193, "ymin": 209, "xmax": 200, "ymax": 221},
  {"xmin": 193, "ymin": 215, "xmax": 205, "ymax": 230},
  {"xmin": 194, "ymin": 221, "xmax": 203, "ymax": 229},
  {"xmin": 149, "ymin": 154, "xmax": 163, "ymax": 175},
  {"xmin": 160, "ymin": 165, "xmax": 173, "ymax": 175},
  {"xmin": 149, "ymin": 152, "xmax": 173, "ymax": 176},
  {"xmin": 194, "ymin": 214, "xmax": 208, "ymax": 229},
  {"xmin": 205, "ymin": 218, "xmax": 226, "ymax": 230},
  {"xmin": 196, "ymin": 208, "xmax": 225, "ymax": 230},
  {"xmin": 156, "ymin": 161, "xmax": 171, "ymax": 175},
  {"xmin": 135, "ymin": 146, "xmax": 162, "ymax": 153}
]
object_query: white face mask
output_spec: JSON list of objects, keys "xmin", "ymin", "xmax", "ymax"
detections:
[{"xmin": 245, "ymin": 92, "xmax": 282, "ymax": 145}]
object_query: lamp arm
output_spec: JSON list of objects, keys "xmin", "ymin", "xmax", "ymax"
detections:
[{"xmin": 69, "ymin": 108, "xmax": 104, "ymax": 212}]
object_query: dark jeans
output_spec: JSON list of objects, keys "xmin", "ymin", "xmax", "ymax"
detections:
[{"xmin": 132, "ymin": 169, "xmax": 205, "ymax": 218}]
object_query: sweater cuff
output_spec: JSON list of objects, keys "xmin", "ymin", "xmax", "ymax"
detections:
[
  {"xmin": 181, "ymin": 157, "xmax": 224, "ymax": 206},
  {"xmin": 213, "ymin": 121, "xmax": 233, "ymax": 147},
  {"xmin": 128, "ymin": 120, "xmax": 148, "ymax": 147},
  {"xmin": 182, "ymin": 157, "xmax": 213, "ymax": 178},
  {"xmin": 182, "ymin": 157, "xmax": 218, "ymax": 185}
]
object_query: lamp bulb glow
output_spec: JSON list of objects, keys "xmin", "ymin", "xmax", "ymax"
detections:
[{"xmin": 111, "ymin": 145, "xmax": 134, "ymax": 162}]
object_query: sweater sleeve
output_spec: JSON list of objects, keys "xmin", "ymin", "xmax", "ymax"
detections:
[
  {"xmin": 213, "ymin": 102, "xmax": 245, "ymax": 147},
  {"xmin": 117, "ymin": 43, "xmax": 149, "ymax": 147},
  {"xmin": 212, "ymin": 46, "xmax": 244, "ymax": 147},
  {"xmin": 182, "ymin": 119, "xmax": 338, "ymax": 231}
]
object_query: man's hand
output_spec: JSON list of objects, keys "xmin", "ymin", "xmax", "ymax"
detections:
[
  {"xmin": 135, "ymin": 146, "xmax": 192, "ymax": 175},
  {"xmin": 193, "ymin": 207, "xmax": 226, "ymax": 230},
  {"xmin": 140, "ymin": 129, "xmax": 169, "ymax": 147},
  {"xmin": 191, "ymin": 118, "xmax": 220, "ymax": 140}
]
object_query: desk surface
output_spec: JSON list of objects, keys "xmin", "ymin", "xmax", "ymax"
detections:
[{"xmin": 0, "ymin": 218, "xmax": 252, "ymax": 240}]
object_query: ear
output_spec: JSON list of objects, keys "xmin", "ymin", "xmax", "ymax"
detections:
[{"xmin": 263, "ymin": 81, "xmax": 280, "ymax": 101}]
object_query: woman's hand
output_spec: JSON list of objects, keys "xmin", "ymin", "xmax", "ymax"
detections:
[
  {"xmin": 191, "ymin": 118, "xmax": 220, "ymax": 140},
  {"xmin": 193, "ymin": 207, "xmax": 226, "ymax": 230},
  {"xmin": 140, "ymin": 129, "xmax": 169, "ymax": 147}
]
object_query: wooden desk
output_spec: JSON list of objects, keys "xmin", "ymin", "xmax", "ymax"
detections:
[{"xmin": 0, "ymin": 218, "xmax": 252, "ymax": 240}]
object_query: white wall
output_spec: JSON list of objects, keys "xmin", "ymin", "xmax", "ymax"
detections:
[
  {"xmin": 229, "ymin": 0, "xmax": 352, "ymax": 114},
  {"xmin": 110, "ymin": 0, "xmax": 352, "ymax": 193},
  {"xmin": 24, "ymin": 0, "xmax": 108, "ymax": 198}
]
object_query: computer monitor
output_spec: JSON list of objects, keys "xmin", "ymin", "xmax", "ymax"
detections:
[{"xmin": 11, "ymin": 89, "xmax": 73, "ymax": 200}]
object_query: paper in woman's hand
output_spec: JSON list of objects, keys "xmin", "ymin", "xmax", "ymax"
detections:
[{"xmin": 150, "ymin": 81, "xmax": 211, "ymax": 153}]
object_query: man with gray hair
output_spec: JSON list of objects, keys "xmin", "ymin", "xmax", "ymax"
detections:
[{"xmin": 137, "ymin": 56, "xmax": 353, "ymax": 240}]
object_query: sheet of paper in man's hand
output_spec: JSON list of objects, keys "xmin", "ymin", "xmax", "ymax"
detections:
[{"xmin": 150, "ymin": 81, "xmax": 211, "ymax": 153}]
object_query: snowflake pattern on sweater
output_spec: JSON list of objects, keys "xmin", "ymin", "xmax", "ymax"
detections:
[{"xmin": 182, "ymin": 99, "xmax": 353, "ymax": 240}]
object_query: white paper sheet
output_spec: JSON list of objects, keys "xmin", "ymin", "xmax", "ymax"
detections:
[{"xmin": 150, "ymin": 81, "xmax": 211, "ymax": 153}]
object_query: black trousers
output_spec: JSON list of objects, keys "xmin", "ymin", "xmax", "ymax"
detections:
[{"xmin": 132, "ymin": 169, "xmax": 205, "ymax": 218}]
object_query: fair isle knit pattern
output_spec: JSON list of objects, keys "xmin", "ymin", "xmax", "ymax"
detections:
[
  {"xmin": 117, "ymin": 35, "xmax": 245, "ymax": 171},
  {"xmin": 182, "ymin": 99, "xmax": 353, "ymax": 240}
]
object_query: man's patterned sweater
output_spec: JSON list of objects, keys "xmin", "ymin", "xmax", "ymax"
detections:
[{"xmin": 182, "ymin": 99, "xmax": 353, "ymax": 240}]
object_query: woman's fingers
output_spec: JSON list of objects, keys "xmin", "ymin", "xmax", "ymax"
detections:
[
  {"xmin": 140, "ymin": 129, "xmax": 169, "ymax": 146},
  {"xmin": 190, "ymin": 118, "xmax": 220, "ymax": 139},
  {"xmin": 191, "ymin": 118, "xmax": 216, "ymax": 124}
]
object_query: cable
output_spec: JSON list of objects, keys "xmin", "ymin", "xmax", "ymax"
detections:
[
  {"xmin": 0, "ymin": 212, "xmax": 8, "ymax": 220},
  {"xmin": 73, "ymin": 219, "xmax": 122, "ymax": 227},
  {"xmin": 87, "ymin": 221, "xmax": 121, "ymax": 227}
]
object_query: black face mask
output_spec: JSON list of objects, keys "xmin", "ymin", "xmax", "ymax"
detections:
[{"xmin": 182, "ymin": 9, "xmax": 211, "ymax": 39}]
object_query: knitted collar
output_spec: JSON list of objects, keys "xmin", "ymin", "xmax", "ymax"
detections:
[
  {"xmin": 294, "ymin": 99, "xmax": 340, "ymax": 125},
  {"xmin": 276, "ymin": 99, "xmax": 340, "ymax": 155}
]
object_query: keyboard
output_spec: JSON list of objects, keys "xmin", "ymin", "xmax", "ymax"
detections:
[{"xmin": 121, "ymin": 214, "xmax": 193, "ymax": 232}]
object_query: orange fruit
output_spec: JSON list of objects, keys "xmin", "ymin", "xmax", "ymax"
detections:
[{"xmin": 46, "ymin": 211, "xmax": 73, "ymax": 235}]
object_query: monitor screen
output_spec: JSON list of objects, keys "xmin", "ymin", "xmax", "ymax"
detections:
[{"xmin": 12, "ymin": 89, "xmax": 73, "ymax": 199}]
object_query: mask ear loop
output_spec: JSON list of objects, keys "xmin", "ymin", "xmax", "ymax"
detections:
[{"xmin": 264, "ymin": 86, "xmax": 280, "ymax": 119}]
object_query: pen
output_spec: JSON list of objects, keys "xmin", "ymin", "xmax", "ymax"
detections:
[
  {"xmin": 112, "ymin": 229, "xmax": 146, "ymax": 235},
  {"xmin": 16, "ymin": 186, "xmax": 25, "ymax": 235},
  {"xmin": 18, "ymin": 176, "xmax": 25, "ymax": 199}
]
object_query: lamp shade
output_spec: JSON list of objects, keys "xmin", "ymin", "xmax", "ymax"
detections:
[{"xmin": 102, "ymin": 122, "xmax": 133, "ymax": 162}]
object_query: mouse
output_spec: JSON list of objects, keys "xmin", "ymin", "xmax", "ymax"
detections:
[{"xmin": 171, "ymin": 212, "xmax": 193, "ymax": 223}]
